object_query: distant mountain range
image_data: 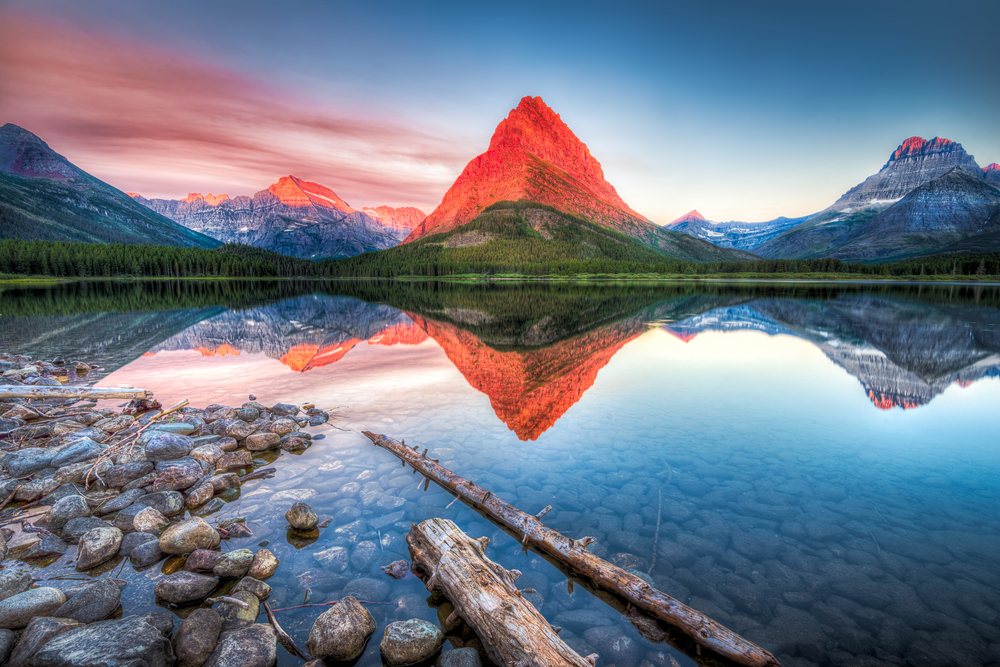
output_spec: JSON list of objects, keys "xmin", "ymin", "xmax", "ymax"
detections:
[
  {"xmin": 669, "ymin": 136, "xmax": 1000, "ymax": 260},
  {"xmin": 130, "ymin": 177, "xmax": 424, "ymax": 260},
  {"xmin": 0, "ymin": 123, "xmax": 219, "ymax": 248}
]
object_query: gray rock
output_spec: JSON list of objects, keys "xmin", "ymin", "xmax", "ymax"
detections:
[
  {"xmin": 144, "ymin": 433, "xmax": 195, "ymax": 463},
  {"xmin": 53, "ymin": 578, "xmax": 122, "ymax": 623},
  {"xmin": 213, "ymin": 549, "xmax": 254, "ymax": 579},
  {"xmin": 230, "ymin": 577, "xmax": 271, "ymax": 601},
  {"xmin": 7, "ymin": 448, "xmax": 56, "ymax": 477},
  {"xmin": 105, "ymin": 462, "xmax": 155, "ymax": 488},
  {"xmin": 224, "ymin": 420, "xmax": 254, "ymax": 440},
  {"xmin": 135, "ymin": 490, "xmax": 185, "ymax": 517},
  {"xmin": 39, "ymin": 494, "xmax": 90, "ymax": 530},
  {"xmin": 0, "ymin": 570, "xmax": 32, "ymax": 602},
  {"xmin": 189, "ymin": 444, "xmax": 224, "ymax": 466},
  {"xmin": 129, "ymin": 539, "xmax": 164, "ymax": 568},
  {"xmin": 139, "ymin": 611, "xmax": 174, "ymax": 636},
  {"xmin": 351, "ymin": 540, "xmax": 380, "ymax": 572},
  {"xmin": 133, "ymin": 507, "xmax": 169, "ymax": 533},
  {"xmin": 216, "ymin": 450, "xmax": 252, "ymax": 470},
  {"xmin": 95, "ymin": 489, "xmax": 147, "ymax": 516},
  {"xmin": 0, "ymin": 587, "xmax": 66, "ymax": 629},
  {"xmin": 122, "ymin": 472, "xmax": 157, "ymax": 492},
  {"xmin": 192, "ymin": 498, "xmax": 226, "ymax": 517},
  {"xmin": 217, "ymin": 590, "xmax": 259, "ymax": 631},
  {"xmin": 147, "ymin": 464, "xmax": 205, "ymax": 493},
  {"xmin": 247, "ymin": 548, "xmax": 279, "ymax": 579},
  {"xmin": 149, "ymin": 422, "xmax": 196, "ymax": 435},
  {"xmin": 271, "ymin": 403, "xmax": 299, "ymax": 416},
  {"xmin": 22, "ymin": 534, "xmax": 70, "ymax": 560},
  {"xmin": 51, "ymin": 438, "xmax": 105, "ymax": 468},
  {"xmin": 7, "ymin": 617, "xmax": 83, "ymax": 667},
  {"xmin": 59, "ymin": 577, "xmax": 126, "ymax": 602},
  {"xmin": 173, "ymin": 608, "xmax": 221, "ymax": 667},
  {"xmin": 313, "ymin": 546, "xmax": 349, "ymax": 572},
  {"xmin": 185, "ymin": 483, "xmax": 214, "ymax": 509},
  {"xmin": 32, "ymin": 616, "xmax": 174, "ymax": 667},
  {"xmin": 0, "ymin": 628, "xmax": 15, "ymax": 665},
  {"xmin": 438, "ymin": 648, "xmax": 482, "ymax": 667},
  {"xmin": 306, "ymin": 596, "xmax": 375, "ymax": 660},
  {"xmin": 185, "ymin": 549, "xmax": 223, "ymax": 572},
  {"xmin": 285, "ymin": 501, "xmax": 318, "ymax": 531},
  {"xmin": 153, "ymin": 456, "xmax": 203, "ymax": 472},
  {"xmin": 76, "ymin": 526, "xmax": 123, "ymax": 570},
  {"xmin": 112, "ymin": 504, "xmax": 146, "ymax": 532},
  {"xmin": 203, "ymin": 624, "xmax": 276, "ymax": 667},
  {"xmin": 381, "ymin": 618, "xmax": 445, "ymax": 666},
  {"xmin": 159, "ymin": 518, "xmax": 220, "ymax": 555},
  {"xmin": 583, "ymin": 625, "xmax": 644, "ymax": 666},
  {"xmin": 344, "ymin": 577, "xmax": 391, "ymax": 602},
  {"xmin": 154, "ymin": 572, "xmax": 219, "ymax": 605}
]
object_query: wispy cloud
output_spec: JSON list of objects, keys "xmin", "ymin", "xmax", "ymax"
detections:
[{"xmin": 0, "ymin": 13, "xmax": 467, "ymax": 210}]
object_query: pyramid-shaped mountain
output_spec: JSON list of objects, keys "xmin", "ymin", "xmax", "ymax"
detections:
[
  {"xmin": 133, "ymin": 176, "xmax": 424, "ymax": 260},
  {"xmin": 402, "ymin": 97, "xmax": 750, "ymax": 260},
  {"xmin": 0, "ymin": 123, "xmax": 219, "ymax": 248}
]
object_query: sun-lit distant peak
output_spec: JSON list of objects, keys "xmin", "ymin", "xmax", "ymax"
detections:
[
  {"xmin": 985, "ymin": 163, "xmax": 1000, "ymax": 172},
  {"xmin": 669, "ymin": 209, "xmax": 707, "ymax": 225},
  {"xmin": 890, "ymin": 136, "xmax": 961, "ymax": 161},
  {"xmin": 180, "ymin": 192, "xmax": 229, "ymax": 206},
  {"xmin": 268, "ymin": 175, "xmax": 354, "ymax": 211}
]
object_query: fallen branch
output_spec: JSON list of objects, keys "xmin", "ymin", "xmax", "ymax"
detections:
[
  {"xmin": 263, "ymin": 601, "xmax": 309, "ymax": 660},
  {"xmin": 363, "ymin": 431, "xmax": 779, "ymax": 667},
  {"xmin": 0, "ymin": 387, "xmax": 153, "ymax": 401},
  {"xmin": 206, "ymin": 596, "xmax": 250, "ymax": 609}
]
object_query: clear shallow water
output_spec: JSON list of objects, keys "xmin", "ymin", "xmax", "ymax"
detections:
[{"xmin": 1, "ymin": 280, "xmax": 999, "ymax": 667}]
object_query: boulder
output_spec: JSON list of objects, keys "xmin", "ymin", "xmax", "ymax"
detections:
[
  {"xmin": 380, "ymin": 618, "xmax": 446, "ymax": 666},
  {"xmin": 129, "ymin": 539, "xmax": 164, "ymax": 568},
  {"xmin": 213, "ymin": 549, "xmax": 254, "ymax": 579},
  {"xmin": 53, "ymin": 578, "xmax": 122, "ymax": 623},
  {"xmin": 135, "ymin": 491, "xmax": 185, "ymax": 517},
  {"xmin": 203, "ymin": 624, "xmax": 276, "ymax": 667},
  {"xmin": 119, "ymin": 531, "xmax": 158, "ymax": 557},
  {"xmin": 144, "ymin": 433, "xmax": 195, "ymax": 463},
  {"xmin": 32, "ymin": 616, "xmax": 174, "ymax": 667},
  {"xmin": 285, "ymin": 502, "xmax": 318, "ymax": 531},
  {"xmin": 230, "ymin": 577, "xmax": 271, "ymax": 601},
  {"xmin": 0, "ymin": 570, "xmax": 32, "ymax": 602},
  {"xmin": 247, "ymin": 549, "xmax": 279, "ymax": 579},
  {"xmin": 95, "ymin": 489, "xmax": 147, "ymax": 516},
  {"xmin": 306, "ymin": 596, "xmax": 375, "ymax": 660},
  {"xmin": 173, "ymin": 608, "xmax": 221, "ymax": 667},
  {"xmin": 7, "ymin": 617, "xmax": 83, "ymax": 667},
  {"xmin": 76, "ymin": 526, "xmax": 123, "ymax": 570},
  {"xmin": 0, "ymin": 587, "xmax": 66, "ymax": 629},
  {"xmin": 154, "ymin": 572, "xmax": 219, "ymax": 606},
  {"xmin": 159, "ymin": 518, "xmax": 220, "ymax": 555}
]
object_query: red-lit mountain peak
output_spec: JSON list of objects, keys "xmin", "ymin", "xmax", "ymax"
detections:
[
  {"xmin": 181, "ymin": 192, "xmax": 230, "ymax": 206},
  {"xmin": 986, "ymin": 163, "xmax": 1000, "ymax": 172},
  {"xmin": 669, "ymin": 210, "xmax": 706, "ymax": 225},
  {"xmin": 890, "ymin": 136, "xmax": 959, "ymax": 162},
  {"xmin": 268, "ymin": 175, "xmax": 354, "ymax": 212},
  {"xmin": 403, "ymin": 96, "xmax": 649, "ymax": 242}
]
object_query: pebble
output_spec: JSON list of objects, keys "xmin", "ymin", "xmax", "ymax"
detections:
[
  {"xmin": 380, "ymin": 618, "xmax": 446, "ymax": 666},
  {"xmin": 306, "ymin": 596, "xmax": 376, "ymax": 660},
  {"xmin": 76, "ymin": 526, "xmax": 123, "ymax": 570}
]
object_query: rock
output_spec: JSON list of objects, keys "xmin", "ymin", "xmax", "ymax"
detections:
[
  {"xmin": 231, "ymin": 577, "xmax": 271, "ymax": 601},
  {"xmin": 247, "ymin": 548, "xmax": 279, "ymax": 579},
  {"xmin": 95, "ymin": 488, "xmax": 147, "ymax": 516},
  {"xmin": 145, "ymin": 433, "xmax": 195, "ymax": 462},
  {"xmin": 22, "ymin": 534, "xmax": 70, "ymax": 560},
  {"xmin": 0, "ymin": 587, "xmax": 66, "ymax": 629},
  {"xmin": 32, "ymin": 616, "xmax": 174, "ymax": 667},
  {"xmin": 135, "ymin": 490, "xmax": 185, "ymax": 517},
  {"xmin": 285, "ymin": 502, "xmax": 318, "ymax": 531},
  {"xmin": 122, "ymin": 472, "xmax": 157, "ymax": 492},
  {"xmin": 139, "ymin": 611, "xmax": 175, "ymax": 636},
  {"xmin": 76, "ymin": 526, "xmax": 123, "ymax": 570},
  {"xmin": 209, "ymin": 473, "xmax": 241, "ymax": 493},
  {"xmin": 271, "ymin": 403, "xmax": 299, "ymax": 416},
  {"xmin": 215, "ymin": 437, "xmax": 239, "ymax": 452},
  {"xmin": 216, "ymin": 450, "xmax": 252, "ymax": 470},
  {"xmin": 381, "ymin": 618, "xmax": 446, "ymax": 666},
  {"xmin": 173, "ymin": 608, "xmax": 221, "ymax": 667},
  {"xmin": 223, "ymin": 420, "xmax": 254, "ymax": 440},
  {"xmin": 14, "ymin": 476, "xmax": 61, "ymax": 503},
  {"xmin": 159, "ymin": 518, "xmax": 220, "ymax": 555},
  {"xmin": 271, "ymin": 418, "xmax": 297, "ymax": 436},
  {"xmin": 213, "ymin": 549, "xmax": 254, "ymax": 578},
  {"xmin": 185, "ymin": 483, "xmax": 215, "ymax": 509},
  {"xmin": 314, "ymin": 546, "xmax": 350, "ymax": 572},
  {"xmin": 129, "ymin": 539, "xmax": 164, "ymax": 567},
  {"xmin": 306, "ymin": 596, "xmax": 375, "ymax": 660},
  {"xmin": 112, "ymin": 504, "xmax": 146, "ymax": 532},
  {"xmin": 438, "ymin": 648, "xmax": 482, "ymax": 667},
  {"xmin": 93, "ymin": 414, "xmax": 134, "ymax": 432},
  {"xmin": 134, "ymin": 507, "xmax": 169, "ymax": 533},
  {"xmin": 186, "ymin": 549, "xmax": 223, "ymax": 572},
  {"xmin": 280, "ymin": 434, "xmax": 311, "ymax": 452},
  {"xmin": 105, "ymin": 462, "xmax": 155, "ymax": 488},
  {"xmin": 7, "ymin": 617, "xmax": 83, "ymax": 667},
  {"xmin": 344, "ymin": 577, "xmax": 391, "ymax": 602},
  {"xmin": 382, "ymin": 560, "xmax": 410, "ymax": 580},
  {"xmin": 244, "ymin": 432, "xmax": 279, "ymax": 451},
  {"xmin": 53, "ymin": 578, "xmax": 121, "ymax": 623},
  {"xmin": 236, "ymin": 407, "xmax": 259, "ymax": 422},
  {"xmin": 193, "ymin": 498, "xmax": 226, "ymax": 517},
  {"xmin": 351, "ymin": 540, "xmax": 380, "ymax": 572},
  {"xmin": 120, "ymin": 531, "xmax": 158, "ymax": 556},
  {"xmin": 154, "ymin": 571, "xmax": 219, "ymax": 605},
  {"xmin": 7, "ymin": 448, "xmax": 56, "ymax": 477},
  {"xmin": 584, "ymin": 625, "xmax": 644, "ymax": 667},
  {"xmin": 203, "ymin": 624, "xmax": 276, "ymax": 667},
  {"xmin": 38, "ymin": 494, "xmax": 90, "ymax": 529},
  {"xmin": 0, "ymin": 570, "xmax": 32, "ymax": 602},
  {"xmin": 190, "ymin": 444, "xmax": 224, "ymax": 466},
  {"xmin": 147, "ymin": 464, "xmax": 204, "ymax": 493},
  {"xmin": 217, "ymin": 590, "xmax": 260, "ymax": 631}
]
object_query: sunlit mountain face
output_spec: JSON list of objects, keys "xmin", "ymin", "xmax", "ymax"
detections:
[{"xmin": 3, "ymin": 282, "xmax": 998, "ymax": 439}]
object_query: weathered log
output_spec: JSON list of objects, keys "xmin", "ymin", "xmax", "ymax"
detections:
[
  {"xmin": 364, "ymin": 431, "xmax": 779, "ymax": 667},
  {"xmin": 408, "ymin": 517, "xmax": 594, "ymax": 667},
  {"xmin": 0, "ymin": 386, "xmax": 153, "ymax": 401}
]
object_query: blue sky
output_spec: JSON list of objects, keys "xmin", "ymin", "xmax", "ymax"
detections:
[{"xmin": 1, "ymin": 0, "xmax": 996, "ymax": 222}]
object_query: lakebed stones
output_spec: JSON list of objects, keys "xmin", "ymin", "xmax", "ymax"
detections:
[
  {"xmin": 380, "ymin": 618, "xmax": 446, "ymax": 666},
  {"xmin": 173, "ymin": 608, "xmax": 221, "ymax": 667},
  {"xmin": 32, "ymin": 616, "xmax": 175, "ymax": 667},
  {"xmin": 154, "ymin": 571, "xmax": 219, "ymax": 605},
  {"xmin": 53, "ymin": 577, "xmax": 122, "ymax": 623},
  {"xmin": 213, "ymin": 549, "xmax": 254, "ymax": 578},
  {"xmin": 76, "ymin": 526, "xmax": 123, "ymax": 570},
  {"xmin": 0, "ymin": 587, "xmax": 66, "ymax": 629},
  {"xmin": 159, "ymin": 517, "xmax": 220, "ymax": 555},
  {"xmin": 231, "ymin": 576, "xmax": 271, "ymax": 601},
  {"xmin": 203, "ymin": 624, "xmax": 276, "ymax": 667},
  {"xmin": 286, "ymin": 501, "xmax": 318, "ymax": 531},
  {"xmin": 307, "ymin": 596, "xmax": 376, "ymax": 660}
]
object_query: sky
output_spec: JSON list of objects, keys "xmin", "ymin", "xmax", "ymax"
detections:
[{"xmin": 1, "ymin": 0, "xmax": 997, "ymax": 223}]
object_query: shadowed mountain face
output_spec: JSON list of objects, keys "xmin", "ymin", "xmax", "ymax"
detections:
[
  {"xmin": 665, "ymin": 210, "xmax": 806, "ymax": 252},
  {"xmin": 132, "ymin": 176, "xmax": 424, "ymax": 259},
  {"xmin": 0, "ymin": 124, "xmax": 219, "ymax": 248}
]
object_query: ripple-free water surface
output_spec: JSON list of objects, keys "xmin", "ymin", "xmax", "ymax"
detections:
[{"xmin": 1, "ymin": 280, "xmax": 998, "ymax": 667}]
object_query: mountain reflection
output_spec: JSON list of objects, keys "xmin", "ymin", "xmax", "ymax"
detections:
[{"xmin": 3, "ymin": 281, "xmax": 999, "ymax": 439}]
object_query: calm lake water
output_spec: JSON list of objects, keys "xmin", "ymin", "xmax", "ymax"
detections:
[{"xmin": 1, "ymin": 280, "xmax": 999, "ymax": 667}]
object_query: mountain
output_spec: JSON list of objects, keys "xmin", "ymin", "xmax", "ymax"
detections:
[
  {"xmin": 985, "ymin": 163, "xmax": 1000, "ymax": 188},
  {"xmin": 0, "ymin": 123, "xmax": 219, "ymax": 248},
  {"xmin": 753, "ymin": 136, "xmax": 996, "ymax": 259},
  {"xmin": 131, "ymin": 176, "xmax": 424, "ymax": 260},
  {"xmin": 403, "ymin": 96, "xmax": 752, "ymax": 260},
  {"xmin": 666, "ymin": 211, "xmax": 807, "ymax": 252}
]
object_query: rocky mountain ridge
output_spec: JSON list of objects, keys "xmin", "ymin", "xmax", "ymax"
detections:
[
  {"xmin": 132, "ymin": 176, "xmax": 424, "ymax": 260},
  {"xmin": 666, "ymin": 212, "xmax": 807, "ymax": 252}
]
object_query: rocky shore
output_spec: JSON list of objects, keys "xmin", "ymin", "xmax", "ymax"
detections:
[{"xmin": 0, "ymin": 351, "xmax": 468, "ymax": 667}]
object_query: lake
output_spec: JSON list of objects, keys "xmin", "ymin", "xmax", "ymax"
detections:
[{"xmin": 1, "ymin": 279, "xmax": 999, "ymax": 667}]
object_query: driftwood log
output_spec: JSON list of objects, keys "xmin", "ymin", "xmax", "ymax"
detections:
[
  {"xmin": 363, "ymin": 431, "xmax": 779, "ymax": 667},
  {"xmin": 409, "ymin": 517, "xmax": 595, "ymax": 667},
  {"xmin": 0, "ymin": 386, "xmax": 153, "ymax": 401}
]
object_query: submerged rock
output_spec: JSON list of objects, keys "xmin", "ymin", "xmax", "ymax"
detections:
[
  {"xmin": 247, "ymin": 548, "xmax": 279, "ymax": 579},
  {"xmin": 217, "ymin": 590, "xmax": 259, "ymax": 631},
  {"xmin": 380, "ymin": 618, "xmax": 446, "ymax": 666},
  {"xmin": 213, "ymin": 549, "xmax": 254, "ymax": 579}
]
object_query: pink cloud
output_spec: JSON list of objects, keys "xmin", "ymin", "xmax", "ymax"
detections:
[{"xmin": 0, "ymin": 13, "xmax": 466, "ymax": 210}]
